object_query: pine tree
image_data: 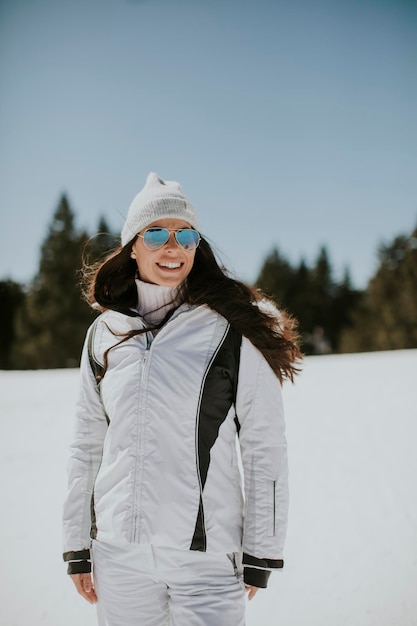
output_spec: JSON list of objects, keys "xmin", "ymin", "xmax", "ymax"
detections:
[
  {"xmin": 340, "ymin": 225, "xmax": 417, "ymax": 352},
  {"xmin": 308, "ymin": 246, "xmax": 335, "ymax": 344},
  {"xmin": 11, "ymin": 195, "xmax": 95, "ymax": 368},
  {"xmin": 255, "ymin": 247, "xmax": 294, "ymax": 305},
  {"xmin": 330, "ymin": 269, "xmax": 363, "ymax": 351},
  {"xmin": 289, "ymin": 260, "xmax": 315, "ymax": 332},
  {"xmin": 0, "ymin": 280, "xmax": 26, "ymax": 369}
]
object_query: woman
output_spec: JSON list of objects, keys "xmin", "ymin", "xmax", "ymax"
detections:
[{"xmin": 63, "ymin": 172, "xmax": 301, "ymax": 626}]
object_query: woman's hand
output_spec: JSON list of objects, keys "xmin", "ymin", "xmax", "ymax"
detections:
[
  {"xmin": 70, "ymin": 573, "xmax": 98, "ymax": 604},
  {"xmin": 245, "ymin": 585, "xmax": 259, "ymax": 600}
]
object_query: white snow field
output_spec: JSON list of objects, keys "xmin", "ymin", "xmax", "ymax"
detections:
[{"xmin": 0, "ymin": 349, "xmax": 416, "ymax": 626}]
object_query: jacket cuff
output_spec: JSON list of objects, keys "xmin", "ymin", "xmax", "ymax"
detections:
[
  {"xmin": 242, "ymin": 553, "xmax": 284, "ymax": 589},
  {"xmin": 243, "ymin": 566, "xmax": 271, "ymax": 588},
  {"xmin": 63, "ymin": 549, "xmax": 92, "ymax": 575},
  {"xmin": 66, "ymin": 560, "xmax": 92, "ymax": 575}
]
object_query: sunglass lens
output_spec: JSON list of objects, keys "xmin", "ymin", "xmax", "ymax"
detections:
[
  {"xmin": 143, "ymin": 228, "xmax": 170, "ymax": 249},
  {"xmin": 176, "ymin": 229, "xmax": 200, "ymax": 250}
]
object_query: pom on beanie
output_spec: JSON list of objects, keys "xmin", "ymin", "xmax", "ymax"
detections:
[{"xmin": 121, "ymin": 172, "xmax": 199, "ymax": 246}]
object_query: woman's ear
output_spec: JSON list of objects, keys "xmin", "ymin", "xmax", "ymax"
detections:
[{"xmin": 130, "ymin": 250, "xmax": 136, "ymax": 259}]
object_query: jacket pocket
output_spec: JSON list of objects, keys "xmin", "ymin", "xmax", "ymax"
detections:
[{"xmin": 226, "ymin": 552, "xmax": 244, "ymax": 583}]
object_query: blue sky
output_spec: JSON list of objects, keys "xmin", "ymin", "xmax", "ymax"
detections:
[{"xmin": 1, "ymin": 0, "xmax": 416, "ymax": 288}]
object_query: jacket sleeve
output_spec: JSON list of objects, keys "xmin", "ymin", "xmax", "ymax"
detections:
[
  {"xmin": 62, "ymin": 323, "xmax": 108, "ymax": 574},
  {"xmin": 235, "ymin": 337, "xmax": 289, "ymax": 588}
]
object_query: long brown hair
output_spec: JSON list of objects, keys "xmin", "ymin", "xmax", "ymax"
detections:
[{"xmin": 82, "ymin": 237, "xmax": 302, "ymax": 383}]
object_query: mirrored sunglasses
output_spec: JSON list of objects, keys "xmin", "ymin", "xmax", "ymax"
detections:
[{"xmin": 138, "ymin": 227, "xmax": 201, "ymax": 251}]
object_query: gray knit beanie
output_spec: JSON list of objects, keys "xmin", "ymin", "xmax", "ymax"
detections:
[{"xmin": 121, "ymin": 172, "xmax": 199, "ymax": 246}]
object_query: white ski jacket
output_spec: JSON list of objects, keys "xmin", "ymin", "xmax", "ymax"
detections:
[{"xmin": 63, "ymin": 303, "xmax": 289, "ymax": 587}]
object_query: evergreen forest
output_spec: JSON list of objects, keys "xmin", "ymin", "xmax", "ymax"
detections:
[{"xmin": 1, "ymin": 195, "xmax": 416, "ymax": 369}]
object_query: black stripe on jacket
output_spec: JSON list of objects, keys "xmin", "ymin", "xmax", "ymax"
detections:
[{"xmin": 190, "ymin": 325, "xmax": 241, "ymax": 551}]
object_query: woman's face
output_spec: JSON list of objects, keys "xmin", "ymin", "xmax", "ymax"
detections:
[{"xmin": 130, "ymin": 218, "xmax": 197, "ymax": 287}]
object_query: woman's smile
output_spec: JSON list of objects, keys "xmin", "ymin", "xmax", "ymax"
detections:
[{"xmin": 157, "ymin": 261, "xmax": 183, "ymax": 269}]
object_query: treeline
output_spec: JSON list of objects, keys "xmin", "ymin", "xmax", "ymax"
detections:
[
  {"xmin": 0, "ymin": 195, "xmax": 118, "ymax": 369},
  {"xmin": 256, "ymin": 247, "xmax": 362, "ymax": 354},
  {"xmin": 1, "ymin": 194, "xmax": 416, "ymax": 368},
  {"xmin": 256, "ymin": 230, "xmax": 417, "ymax": 354}
]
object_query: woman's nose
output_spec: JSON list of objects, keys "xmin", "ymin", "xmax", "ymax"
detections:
[{"xmin": 164, "ymin": 232, "xmax": 178, "ymax": 250}]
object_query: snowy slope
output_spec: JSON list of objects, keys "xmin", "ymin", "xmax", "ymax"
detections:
[{"xmin": 0, "ymin": 350, "xmax": 416, "ymax": 626}]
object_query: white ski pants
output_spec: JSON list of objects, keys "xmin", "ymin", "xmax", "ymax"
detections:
[{"xmin": 92, "ymin": 540, "xmax": 246, "ymax": 626}]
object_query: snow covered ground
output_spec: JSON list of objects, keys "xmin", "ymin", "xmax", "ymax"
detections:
[{"xmin": 1, "ymin": 349, "xmax": 416, "ymax": 626}]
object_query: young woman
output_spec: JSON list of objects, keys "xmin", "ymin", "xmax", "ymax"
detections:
[{"xmin": 63, "ymin": 172, "xmax": 301, "ymax": 626}]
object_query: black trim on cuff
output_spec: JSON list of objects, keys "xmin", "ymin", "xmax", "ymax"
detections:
[
  {"xmin": 243, "ymin": 566, "xmax": 271, "ymax": 588},
  {"xmin": 67, "ymin": 560, "xmax": 92, "ymax": 575},
  {"xmin": 63, "ymin": 549, "xmax": 91, "ymax": 562},
  {"xmin": 242, "ymin": 553, "xmax": 284, "ymax": 569}
]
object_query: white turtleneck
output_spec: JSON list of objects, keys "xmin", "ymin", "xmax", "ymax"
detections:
[{"xmin": 135, "ymin": 279, "xmax": 183, "ymax": 329}]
